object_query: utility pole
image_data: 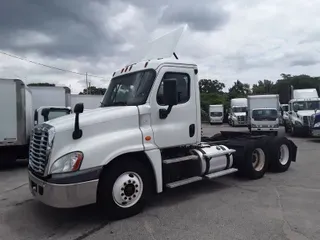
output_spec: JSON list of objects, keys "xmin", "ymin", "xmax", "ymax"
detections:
[{"xmin": 85, "ymin": 72, "xmax": 88, "ymax": 94}]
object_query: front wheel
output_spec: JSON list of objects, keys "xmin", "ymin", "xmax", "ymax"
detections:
[{"xmin": 97, "ymin": 158, "xmax": 152, "ymax": 220}]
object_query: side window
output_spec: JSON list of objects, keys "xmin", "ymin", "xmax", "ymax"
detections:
[{"xmin": 157, "ymin": 72, "xmax": 190, "ymax": 105}]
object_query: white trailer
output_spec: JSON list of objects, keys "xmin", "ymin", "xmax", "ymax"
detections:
[
  {"xmin": 29, "ymin": 86, "xmax": 71, "ymax": 125},
  {"xmin": 0, "ymin": 79, "xmax": 32, "ymax": 165},
  {"xmin": 229, "ymin": 98, "xmax": 248, "ymax": 126},
  {"xmin": 209, "ymin": 105, "xmax": 224, "ymax": 124},
  {"xmin": 28, "ymin": 26, "xmax": 298, "ymax": 220},
  {"xmin": 67, "ymin": 94, "xmax": 102, "ymax": 110},
  {"xmin": 247, "ymin": 95, "xmax": 280, "ymax": 135}
]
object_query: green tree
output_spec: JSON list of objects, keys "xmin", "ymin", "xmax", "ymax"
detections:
[
  {"xmin": 228, "ymin": 80, "xmax": 251, "ymax": 99},
  {"xmin": 199, "ymin": 79, "xmax": 225, "ymax": 94},
  {"xmin": 80, "ymin": 86, "xmax": 106, "ymax": 95},
  {"xmin": 252, "ymin": 80, "xmax": 275, "ymax": 94},
  {"xmin": 28, "ymin": 83, "xmax": 55, "ymax": 86}
]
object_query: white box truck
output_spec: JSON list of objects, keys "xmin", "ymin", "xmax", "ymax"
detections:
[
  {"xmin": 67, "ymin": 94, "xmax": 102, "ymax": 110},
  {"xmin": 0, "ymin": 79, "xmax": 32, "ymax": 166},
  {"xmin": 29, "ymin": 86, "xmax": 71, "ymax": 126},
  {"xmin": 209, "ymin": 104, "xmax": 224, "ymax": 124},
  {"xmin": 286, "ymin": 88, "xmax": 320, "ymax": 136},
  {"xmin": 28, "ymin": 26, "xmax": 297, "ymax": 220},
  {"xmin": 228, "ymin": 98, "xmax": 248, "ymax": 126},
  {"xmin": 247, "ymin": 94, "xmax": 280, "ymax": 136}
]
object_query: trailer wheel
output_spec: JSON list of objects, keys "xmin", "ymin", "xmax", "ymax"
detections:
[
  {"xmin": 97, "ymin": 157, "xmax": 152, "ymax": 220},
  {"xmin": 267, "ymin": 137, "xmax": 292, "ymax": 172},
  {"xmin": 238, "ymin": 140, "xmax": 268, "ymax": 179}
]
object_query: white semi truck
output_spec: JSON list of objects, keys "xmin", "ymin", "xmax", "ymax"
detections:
[
  {"xmin": 228, "ymin": 98, "xmax": 248, "ymax": 126},
  {"xmin": 280, "ymin": 104, "xmax": 289, "ymax": 126},
  {"xmin": 286, "ymin": 88, "xmax": 320, "ymax": 136},
  {"xmin": 0, "ymin": 79, "xmax": 33, "ymax": 166},
  {"xmin": 28, "ymin": 26, "xmax": 297, "ymax": 220},
  {"xmin": 209, "ymin": 104, "xmax": 224, "ymax": 124},
  {"xmin": 247, "ymin": 94, "xmax": 280, "ymax": 136}
]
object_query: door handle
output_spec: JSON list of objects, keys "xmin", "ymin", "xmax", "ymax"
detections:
[{"xmin": 189, "ymin": 124, "xmax": 195, "ymax": 137}]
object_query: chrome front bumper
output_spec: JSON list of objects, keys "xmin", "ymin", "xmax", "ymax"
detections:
[{"xmin": 28, "ymin": 170, "xmax": 99, "ymax": 208}]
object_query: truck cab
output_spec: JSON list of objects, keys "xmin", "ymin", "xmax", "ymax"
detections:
[
  {"xmin": 287, "ymin": 88, "xmax": 320, "ymax": 136},
  {"xmin": 228, "ymin": 98, "xmax": 248, "ymax": 127},
  {"xmin": 247, "ymin": 95, "xmax": 280, "ymax": 135},
  {"xmin": 209, "ymin": 104, "xmax": 224, "ymax": 124},
  {"xmin": 27, "ymin": 26, "xmax": 297, "ymax": 220}
]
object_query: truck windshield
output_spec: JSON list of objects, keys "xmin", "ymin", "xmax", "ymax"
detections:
[
  {"xmin": 252, "ymin": 109, "xmax": 278, "ymax": 121},
  {"xmin": 293, "ymin": 101, "xmax": 320, "ymax": 111},
  {"xmin": 101, "ymin": 70, "xmax": 156, "ymax": 107},
  {"xmin": 210, "ymin": 112, "xmax": 223, "ymax": 117},
  {"xmin": 232, "ymin": 107, "xmax": 247, "ymax": 113},
  {"xmin": 281, "ymin": 105, "xmax": 288, "ymax": 112}
]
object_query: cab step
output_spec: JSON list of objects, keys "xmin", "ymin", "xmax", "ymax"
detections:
[
  {"xmin": 163, "ymin": 155, "xmax": 198, "ymax": 164},
  {"xmin": 204, "ymin": 168, "xmax": 238, "ymax": 179},
  {"xmin": 166, "ymin": 176, "xmax": 202, "ymax": 188}
]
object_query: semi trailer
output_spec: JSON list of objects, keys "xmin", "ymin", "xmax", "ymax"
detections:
[{"xmin": 28, "ymin": 26, "xmax": 298, "ymax": 220}]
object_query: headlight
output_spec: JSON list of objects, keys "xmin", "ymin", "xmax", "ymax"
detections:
[
  {"xmin": 314, "ymin": 122, "xmax": 320, "ymax": 128},
  {"xmin": 50, "ymin": 151, "xmax": 83, "ymax": 174},
  {"xmin": 251, "ymin": 124, "xmax": 257, "ymax": 128},
  {"xmin": 274, "ymin": 124, "xmax": 279, "ymax": 128},
  {"xmin": 294, "ymin": 121, "xmax": 302, "ymax": 126}
]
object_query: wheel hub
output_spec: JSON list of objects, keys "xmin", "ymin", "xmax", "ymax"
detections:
[{"xmin": 112, "ymin": 171, "xmax": 143, "ymax": 208}]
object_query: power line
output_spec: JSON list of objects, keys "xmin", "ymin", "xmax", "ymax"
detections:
[{"xmin": 0, "ymin": 50, "xmax": 104, "ymax": 79}]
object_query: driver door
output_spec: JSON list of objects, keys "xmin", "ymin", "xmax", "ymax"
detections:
[{"xmin": 150, "ymin": 66, "xmax": 197, "ymax": 148}]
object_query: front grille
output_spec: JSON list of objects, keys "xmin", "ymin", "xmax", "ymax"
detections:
[
  {"xmin": 302, "ymin": 116, "xmax": 311, "ymax": 126},
  {"xmin": 29, "ymin": 124, "xmax": 52, "ymax": 175},
  {"xmin": 237, "ymin": 116, "xmax": 247, "ymax": 124}
]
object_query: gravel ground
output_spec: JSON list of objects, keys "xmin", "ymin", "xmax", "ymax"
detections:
[{"xmin": 0, "ymin": 125, "xmax": 319, "ymax": 240}]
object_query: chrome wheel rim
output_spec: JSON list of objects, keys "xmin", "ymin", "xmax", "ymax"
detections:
[
  {"xmin": 279, "ymin": 144, "xmax": 290, "ymax": 165},
  {"xmin": 112, "ymin": 171, "xmax": 143, "ymax": 208},
  {"xmin": 252, "ymin": 148, "xmax": 266, "ymax": 171}
]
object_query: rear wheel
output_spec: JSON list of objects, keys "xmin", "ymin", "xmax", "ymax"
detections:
[
  {"xmin": 97, "ymin": 157, "xmax": 152, "ymax": 220},
  {"xmin": 267, "ymin": 137, "xmax": 292, "ymax": 172},
  {"xmin": 237, "ymin": 140, "xmax": 268, "ymax": 179}
]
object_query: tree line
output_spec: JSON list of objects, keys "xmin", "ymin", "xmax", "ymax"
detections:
[{"xmin": 28, "ymin": 73, "xmax": 320, "ymax": 118}]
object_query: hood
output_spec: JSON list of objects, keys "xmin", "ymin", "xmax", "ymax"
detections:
[
  {"xmin": 297, "ymin": 110, "xmax": 320, "ymax": 117},
  {"xmin": 46, "ymin": 106, "xmax": 139, "ymax": 132},
  {"xmin": 234, "ymin": 112, "xmax": 246, "ymax": 117}
]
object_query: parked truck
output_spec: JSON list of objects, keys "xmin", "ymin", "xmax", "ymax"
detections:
[
  {"xmin": 286, "ymin": 88, "xmax": 320, "ymax": 136},
  {"xmin": 0, "ymin": 79, "xmax": 32, "ymax": 166},
  {"xmin": 247, "ymin": 94, "xmax": 280, "ymax": 136},
  {"xmin": 228, "ymin": 98, "xmax": 248, "ymax": 126},
  {"xmin": 29, "ymin": 86, "xmax": 71, "ymax": 126},
  {"xmin": 209, "ymin": 104, "xmax": 224, "ymax": 124},
  {"xmin": 311, "ymin": 112, "xmax": 320, "ymax": 137},
  {"xmin": 28, "ymin": 26, "xmax": 297, "ymax": 220}
]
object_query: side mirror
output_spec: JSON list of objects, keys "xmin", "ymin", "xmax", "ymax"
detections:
[
  {"xmin": 159, "ymin": 79, "xmax": 178, "ymax": 119},
  {"xmin": 162, "ymin": 79, "xmax": 178, "ymax": 106},
  {"xmin": 41, "ymin": 108, "xmax": 50, "ymax": 122},
  {"xmin": 72, "ymin": 103, "xmax": 84, "ymax": 140},
  {"xmin": 74, "ymin": 103, "xmax": 84, "ymax": 114}
]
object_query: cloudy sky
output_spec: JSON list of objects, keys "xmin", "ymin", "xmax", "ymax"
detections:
[{"xmin": 0, "ymin": 0, "xmax": 319, "ymax": 93}]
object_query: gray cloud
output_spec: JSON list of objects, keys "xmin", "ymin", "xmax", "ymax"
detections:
[
  {"xmin": 290, "ymin": 59, "xmax": 319, "ymax": 67},
  {"xmin": 0, "ymin": 0, "xmax": 123, "ymax": 59}
]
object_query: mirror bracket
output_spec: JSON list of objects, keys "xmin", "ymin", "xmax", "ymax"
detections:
[{"xmin": 159, "ymin": 106, "xmax": 173, "ymax": 119}]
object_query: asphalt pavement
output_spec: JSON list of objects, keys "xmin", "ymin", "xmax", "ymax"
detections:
[{"xmin": 0, "ymin": 124, "xmax": 319, "ymax": 240}]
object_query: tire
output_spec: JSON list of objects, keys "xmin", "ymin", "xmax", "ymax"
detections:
[
  {"xmin": 267, "ymin": 137, "xmax": 293, "ymax": 172},
  {"xmin": 97, "ymin": 157, "xmax": 152, "ymax": 220},
  {"xmin": 237, "ymin": 140, "xmax": 268, "ymax": 179}
]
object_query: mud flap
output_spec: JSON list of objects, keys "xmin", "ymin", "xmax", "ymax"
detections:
[{"xmin": 287, "ymin": 139, "xmax": 297, "ymax": 162}]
